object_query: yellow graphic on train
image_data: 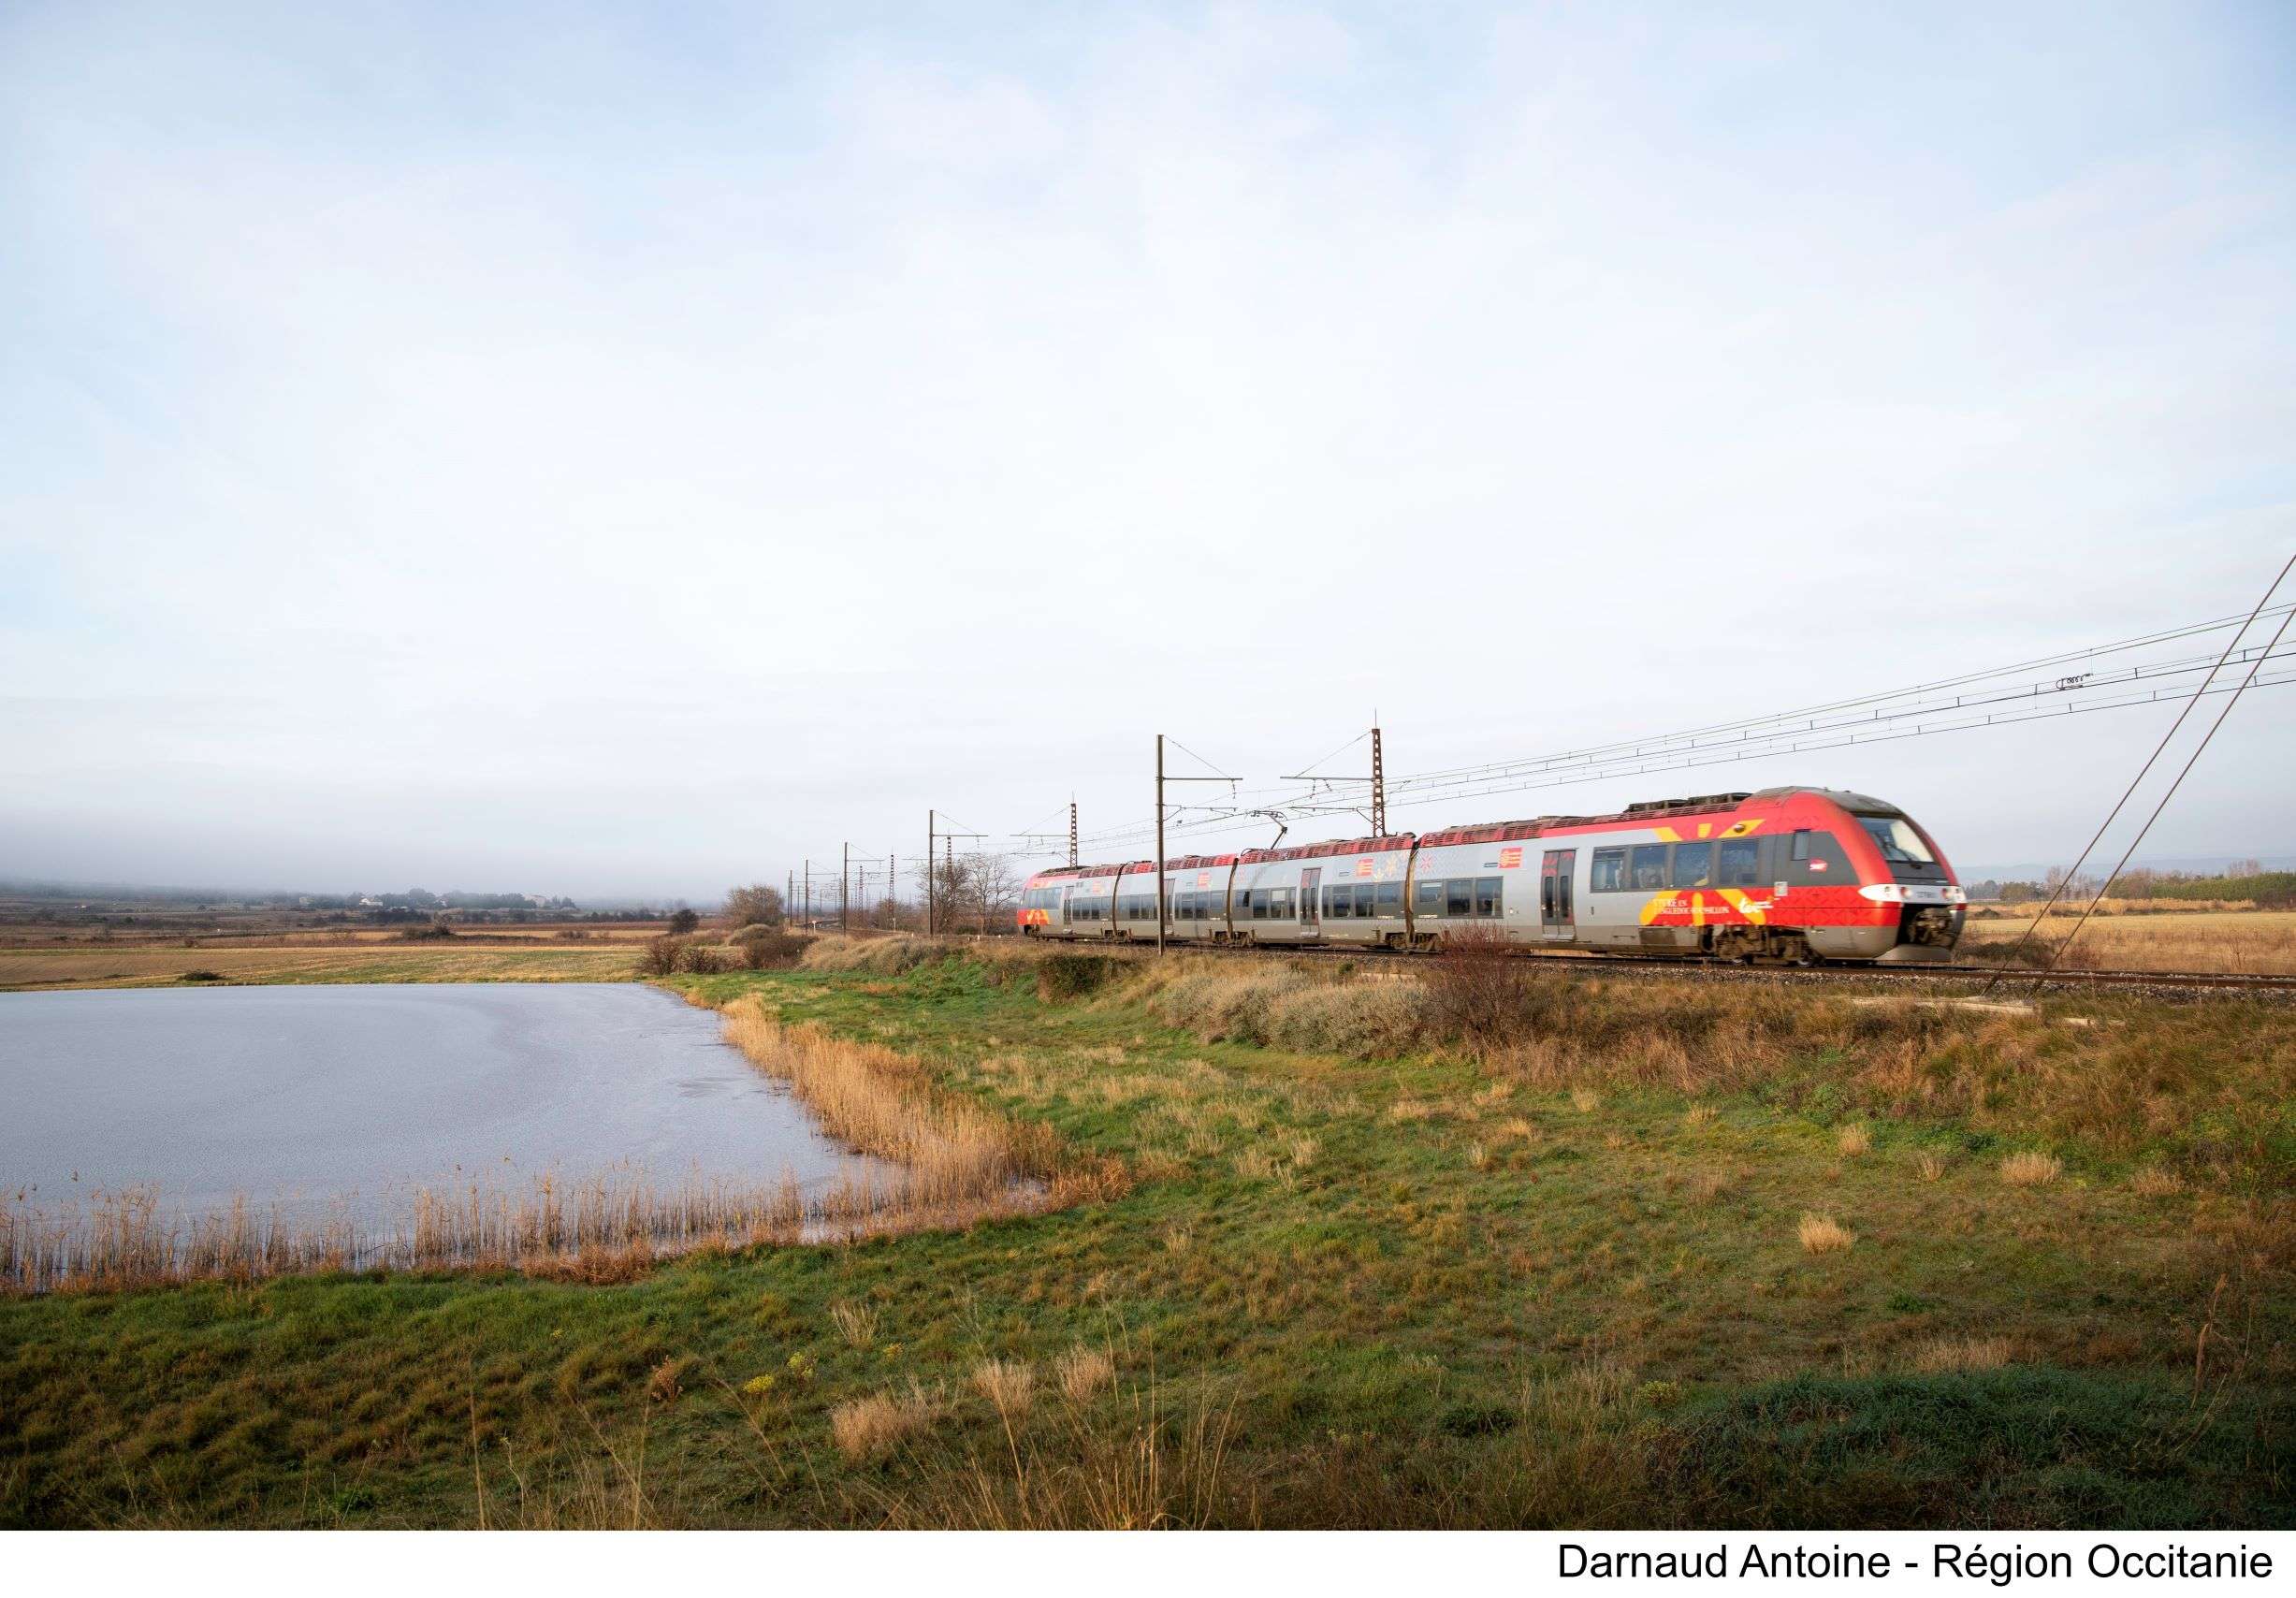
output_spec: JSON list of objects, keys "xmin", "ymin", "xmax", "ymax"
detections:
[{"xmin": 1639, "ymin": 889, "xmax": 1769, "ymax": 926}]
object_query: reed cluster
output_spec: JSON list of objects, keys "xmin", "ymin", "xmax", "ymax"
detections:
[{"xmin": 0, "ymin": 1169, "xmax": 859, "ymax": 1296}]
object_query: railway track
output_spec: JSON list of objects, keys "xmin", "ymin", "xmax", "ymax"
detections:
[{"xmin": 1090, "ymin": 937, "xmax": 2296, "ymax": 999}]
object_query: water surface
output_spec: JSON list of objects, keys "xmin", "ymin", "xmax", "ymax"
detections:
[{"xmin": 0, "ymin": 982, "xmax": 887, "ymax": 1229}]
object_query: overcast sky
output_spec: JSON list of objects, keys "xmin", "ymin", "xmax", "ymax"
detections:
[{"xmin": 4, "ymin": 2, "xmax": 2292, "ymax": 899}]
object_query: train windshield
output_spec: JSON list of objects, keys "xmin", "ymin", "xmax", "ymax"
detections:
[{"xmin": 1859, "ymin": 816, "xmax": 1937, "ymax": 868}]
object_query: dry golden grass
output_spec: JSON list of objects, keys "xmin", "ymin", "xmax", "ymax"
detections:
[
  {"xmin": 718, "ymin": 998, "xmax": 1048, "ymax": 1207},
  {"xmin": 970, "ymin": 1358, "xmax": 1037, "ymax": 1419},
  {"xmin": 1915, "ymin": 1152, "xmax": 1947, "ymax": 1183},
  {"xmin": 1388, "ymin": 1097, "xmax": 1433, "ymax": 1123},
  {"xmin": 0, "ymin": 943, "xmax": 640, "ymax": 991},
  {"xmin": 1466, "ymin": 1141, "xmax": 1491, "ymax": 1171},
  {"xmin": 1837, "ymin": 1124, "xmax": 1873, "ymax": 1156},
  {"xmin": 1571, "ymin": 1087, "xmax": 1602, "ymax": 1113},
  {"xmin": 1055, "ymin": 1345, "xmax": 1116, "ymax": 1402},
  {"xmin": 1999, "ymin": 1151, "xmax": 2064, "ymax": 1187},
  {"xmin": 1683, "ymin": 1104, "xmax": 1717, "ymax": 1129},
  {"xmin": 1908, "ymin": 1335, "xmax": 2015, "ymax": 1373},
  {"xmin": 831, "ymin": 1386, "xmax": 940, "ymax": 1461},
  {"xmin": 2128, "ymin": 1165, "xmax": 2185, "ymax": 1198},
  {"xmin": 830, "ymin": 1299, "xmax": 880, "ymax": 1350},
  {"xmin": 1961, "ymin": 908, "xmax": 2296, "ymax": 975},
  {"xmin": 646, "ymin": 1355, "xmax": 690, "ymax": 1404},
  {"xmin": 0, "ymin": 1170, "xmax": 823, "ymax": 1295},
  {"xmin": 1797, "ymin": 1213, "xmax": 1855, "ymax": 1255}
]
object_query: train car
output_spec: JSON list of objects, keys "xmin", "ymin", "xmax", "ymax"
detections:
[
  {"xmin": 1417, "ymin": 786, "xmax": 1961, "ymax": 963},
  {"xmin": 1230, "ymin": 836, "xmax": 1417, "ymax": 946},
  {"xmin": 1021, "ymin": 785, "xmax": 1961, "ymax": 963},
  {"xmin": 1016, "ymin": 862, "xmax": 1128, "ymax": 937},
  {"xmin": 1158, "ymin": 854, "xmax": 1238, "ymax": 942}
]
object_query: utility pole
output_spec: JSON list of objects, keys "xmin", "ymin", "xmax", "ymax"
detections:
[
  {"xmin": 924, "ymin": 810, "xmax": 985, "ymax": 936},
  {"xmin": 785, "ymin": 868, "xmax": 793, "ymax": 925},
  {"xmin": 1155, "ymin": 734, "xmax": 1238, "ymax": 954},
  {"xmin": 1371, "ymin": 719, "xmax": 1387, "ymax": 836},
  {"xmin": 803, "ymin": 858, "xmax": 810, "ymax": 926},
  {"xmin": 888, "ymin": 853, "xmax": 895, "ymax": 926},
  {"xmin": 1284, "ymin": 719, "xmax": 1390, "ymax": 835},
  {"xmin": 840, "ymin": 842, "xmax": 850, "ymax": 932},
  {"xmin": 1068, "ymin": 799, "xmax": 1079, "ymax": 868}
]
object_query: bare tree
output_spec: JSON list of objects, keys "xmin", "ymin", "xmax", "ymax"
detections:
[
  {"xmin": 909, "ymin": 851, "xmax": 1024, "ymax": 935},
  {"xmin": 722, "ymin": 883, "xmax": 784, "ymax": 927}
]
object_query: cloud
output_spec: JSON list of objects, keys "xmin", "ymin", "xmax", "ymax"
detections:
[{"xmin": 3, "ymin": 1, "xmax": 2292, "ymax": 893}]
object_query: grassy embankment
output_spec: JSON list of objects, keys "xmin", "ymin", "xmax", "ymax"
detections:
[{"xmin": 1, "ymin": 937, "xmax": 2289, "ymax": 1528}]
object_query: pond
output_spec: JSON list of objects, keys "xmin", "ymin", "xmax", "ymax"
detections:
[{"xmin": 0, "ymin": 982, "xmax": 894, "ymax": 1272}]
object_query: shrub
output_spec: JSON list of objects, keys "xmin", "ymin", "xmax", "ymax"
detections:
[
  {"xmin": 1266, "ymin": 980, "xmax": 1435, "ymax": 1057},
  {"xmin": 1036, "ymin": 953, "xmax": 1117, "ymax": 1002},
  {"xmin": 667, "ymin": 908, "xmax": 701, "ymax": 936},
  {"xmin": 1418, "ymin": 926, "xmax": 1580, "ymax": 1051},
  {"xmin": 799, "ymin": 935, "xmax": 941, "ymax": 975},
  {"xmin": 640, "ymin": 936, "xmax": 684, "ymax": 977},
  {"xmin": 678, "ymin": 943, "xmax": 729, "ymax": 976},
  {"xmin": 735, "ymin": 929, "xmax": 809, "ymax": 970}
]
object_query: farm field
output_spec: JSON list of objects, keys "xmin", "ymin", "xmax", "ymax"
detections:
[
  {"xmin": 1960, "ymin": 907, "xmax": 2296, "ymax": 976},
  {"xmin": 0, "ymin": 944, "xmax": 644, "ymax": 991},
  {"xmin": 3, "ymin": 941, "xmax": 2288, "ymax": 1528}
]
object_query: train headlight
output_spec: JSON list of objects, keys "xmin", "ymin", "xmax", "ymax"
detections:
[
  {"xmin": 1857, "ymin": 883, "xmax": 1909, "ymax": 904},
  {"xmin": 1943, "ymin": 886, "xmax": 1967, "ymax": 904}
]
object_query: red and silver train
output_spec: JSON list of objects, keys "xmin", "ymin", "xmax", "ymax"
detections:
[{"xmin": 1018, "ymin": 787, "xmax": 1965, "ymax": 964}]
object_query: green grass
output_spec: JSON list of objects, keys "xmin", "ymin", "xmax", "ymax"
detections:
[{"xmin": 1, "ymin": 954, "xmax": 2288, "ymax": 1527}]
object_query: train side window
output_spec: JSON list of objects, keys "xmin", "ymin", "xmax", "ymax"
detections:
[
  {"xmin": 1590, "ymin": 848, "xmax": 1627, "ymax": 892},
  {"xmin": 1791, "ymin": 831, "xmax": 1811, "ymax": 862},
  {"xmin": 1539, "ymin": 873, "xmax": 1556, "ymax": 918},
  {"xmin": 1671, "ymin": 842, "xmax": 1712, "ymax": 889},
  {"xmin": 1718, "ymin": 839, "xmax": 1760, "ymax": 885},
  {"xmin": 1445, "ymin": 879, "xmax": 1472, "ymax": 917},
  {"xmin": 1415, "ymin": 880, "xmax": 1442, "ymax": 916},
  {"xmin": 1375, "ymin": 882, "xmax": 1402, "ymax": 915},
  {"xmin": 1274, "ymin": 888, "xmax": 1293, "ymax": 917},
  {"xmin": 1475, "ymin": 877, "xmax": 1503, "ymax": 917},
  {"xmin": 1631, "ymin": 844, "xmax": 1668, "ymax": 889}
]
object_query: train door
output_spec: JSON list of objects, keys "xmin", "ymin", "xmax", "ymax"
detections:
[
  {"xmin": 1300, "ymin": 867, "xmax": 1322, "ymax": 938},
  {"xmin": 1540, "ymin": 850, "xmax": 1576, "ymax": 942}
]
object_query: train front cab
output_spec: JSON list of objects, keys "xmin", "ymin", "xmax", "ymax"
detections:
[{"xmin": 1792, "ymin": 794, "xmax": 1966, "ymax": 964}]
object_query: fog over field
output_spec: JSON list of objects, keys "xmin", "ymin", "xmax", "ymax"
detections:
[{"xmin": 3, "ymin": 2, "xmax": 2292, "ymax": 896}]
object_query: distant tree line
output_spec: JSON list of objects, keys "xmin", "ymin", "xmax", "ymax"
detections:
[{"xmin": 1969, "ymin": 861, "xmax": 2292, "ymax": 908}]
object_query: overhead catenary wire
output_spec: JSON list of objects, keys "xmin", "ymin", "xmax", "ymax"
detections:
[
  {"xmin": 1053, "ymin": 665, "xmax": 2296, "ymax": 857},
  {"xmin": 2026, "ymin": 558, "xmax": 2296, "ymax": 982},
  {"xmin": 1982, "ymin": 552, "xmax": 2296, "ymax": 979},
  {"xmin": 1055, "ymin": 606, "xmax": 2296, "ymax": 854}
]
